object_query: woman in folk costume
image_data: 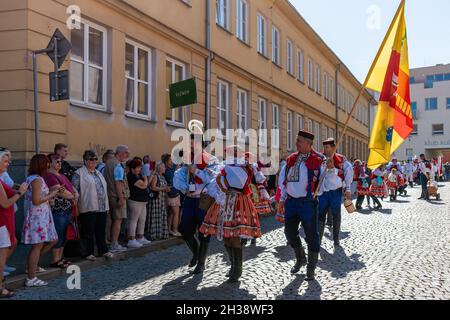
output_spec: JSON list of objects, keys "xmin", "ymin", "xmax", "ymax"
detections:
[
  {"xmin": 387, "ymin": 168, "xmax": 400, "ymax": 201},
  {"xmin": 354, "ymin": 160, "xmax": 370, "ymax": 210},
  {"xmin": 199, "ymin": 145, "xmax": 267, "ymax": 283},
  {"xmin": 368, "ymin": 165, "xmax": 386, "ymax": 210},
  {"xmin": 245, "ymin": 152, "xmax": 272, "ymax": 217}
]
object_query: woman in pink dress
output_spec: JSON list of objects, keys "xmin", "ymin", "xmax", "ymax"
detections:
[
  {"xmin": 0, "ymin": 148, "xmax": 28, "ymax": 298},
  {"xmin": 22, "ymin": 154, "xmax": 60, "ymax": 287}
]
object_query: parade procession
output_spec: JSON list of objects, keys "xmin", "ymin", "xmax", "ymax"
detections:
[{"xmin": 0, "ymin": 0, "xmax": 449, "ymax": 304}]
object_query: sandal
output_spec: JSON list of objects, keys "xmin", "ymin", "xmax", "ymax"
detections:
[
  {"xmin": 0, "ymin": 287, "xmax": 15, "ymax": 299},
  {"xmin": 49, "ymin": 259, "xmax": 70, "ymax": 269}
]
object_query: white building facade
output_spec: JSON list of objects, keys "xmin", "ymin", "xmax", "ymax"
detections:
[{"xmin": 396, "ymin": 64, "xmax": 450, "ymax": 162}]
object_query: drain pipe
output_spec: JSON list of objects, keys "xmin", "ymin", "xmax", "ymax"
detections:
[
  {"xmin": 335, "ymin": 64, "xmax": 340, "ymax": 149},
  {"xmin": 205, "ymin": 0, "xmax": 211, "ymax": 130}
]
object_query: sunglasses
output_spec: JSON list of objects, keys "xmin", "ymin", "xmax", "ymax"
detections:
[
  {"xmin": 53, "ymin": 160, "xmax": 62, "ymax": 164},
  {"xmin": 87, "ymin": 157, "xmax": 98, "ymax": 161}
]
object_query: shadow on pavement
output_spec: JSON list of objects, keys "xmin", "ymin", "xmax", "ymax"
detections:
[{"xmin": 318, "ymin": 246, "xmax": 365, "ymax": 280}]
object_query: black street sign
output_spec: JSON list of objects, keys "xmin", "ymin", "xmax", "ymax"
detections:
[
  {"xmin": 49, "ymin": 70, "xmax": 70, "ymax": 101},
  {"xmin": 46, "ymin": 28, "xmax": 72, "ymax": 69}
]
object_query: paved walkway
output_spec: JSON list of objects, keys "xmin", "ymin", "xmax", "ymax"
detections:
[{"xmin": 10, "ymin": 183, "xmax": 450, "ymax": 300}]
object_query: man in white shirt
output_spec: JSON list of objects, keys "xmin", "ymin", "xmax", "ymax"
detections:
[
  {"xmin": 278, "ymin": 130, "xmax": 324, "ymax": 281},
  {"xmin": 403, "ymin": 160, "xmax": 415, "ymax": 188},
  {"xmin": 317, "ymin": 138, "xmax": 353, "ymax": 247}
]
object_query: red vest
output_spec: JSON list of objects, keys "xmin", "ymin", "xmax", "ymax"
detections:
[
  {"xmin": 192, "ymin": 151, "xmax": 211, "ymax": 184},
  {"xmin": 284, "ymin": 150, "xmax": 324, "ymax": 195},
  {"xmin": 332, "ymin": 153, "xmax": 345, "ymax": 181}
]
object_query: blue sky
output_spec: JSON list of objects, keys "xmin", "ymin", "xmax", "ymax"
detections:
[{"xmin": 289, "ymin": 0, "xmax": 450, "ymax": 82}]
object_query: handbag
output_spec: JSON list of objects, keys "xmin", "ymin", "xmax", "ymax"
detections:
[
  {"xmin": 147, "ymin": 175, "xmax": 160, "ymax": 200},
  {"xmin": 66, "ymin": 206, "xmax": 80, "ymax": 241},
  {"xmin": 199, "ymin": 184, "xmax": 215, "ymax": 212}
]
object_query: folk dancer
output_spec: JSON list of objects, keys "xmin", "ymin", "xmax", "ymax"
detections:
[
  {"xmin": 368, "ymin": 166, "xmax": 386, "ymax": 209},
  {"xmin": 173, "ymin": 121, "xmax": 219, "ymax": 274},
  {"xmin": 199, "ymin": 146, "xmax": 266, "ymax": 283},
  {"xmin": 278, "ymin": 130, "xmax": 324, "ymax": 281},
  {"xmin": 417, "ymin": 154, "xmax": 432, "ymax": 200},
  {"xmin": 317, "ymin": 138, "xmax": 353, "ymax": 247},
  {"xmin": 354, "ymin": 160, "xmax": 370, "ymax": 210}
]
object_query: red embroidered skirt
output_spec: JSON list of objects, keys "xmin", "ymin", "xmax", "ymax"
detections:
[
  {"xmin": 200, "ymin": 193, "xmax": 261, "ymax": 239},
  {"xmin": 387, "ymin": 180, "xmax": 398, "ymax": 190},
  {"xmin": 370, "ymin": 183, "xmax": 387, "ymax": 197},
  {"xmin": 356, "ymin": 181, "xmax": 370, "ymax": 196}
]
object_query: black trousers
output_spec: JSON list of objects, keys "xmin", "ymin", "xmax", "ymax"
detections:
[{"xmin": 79, "ymin": 211, "xmax": 108, "ymax": 257}]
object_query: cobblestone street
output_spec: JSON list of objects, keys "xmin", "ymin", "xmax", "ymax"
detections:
[{"xmin": 11, "ymin": 183, "xmax": 450, "ymax": 300}]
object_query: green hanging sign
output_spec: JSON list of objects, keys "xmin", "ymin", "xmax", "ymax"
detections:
[{"xmin": 169, "ymin": 78, "xmax": 197, "ymax": 109}]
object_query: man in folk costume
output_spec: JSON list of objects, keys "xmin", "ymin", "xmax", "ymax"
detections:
[
  {"xmin": 317, "ymin": 138, "xmax": 353, "ymax": 247},
  {"xmin": 173, "ymin": 120, "xmax": 219, "ymax": 274},
  {"xmin": 200, "ymin": 146, "xmax": 266, "ymax": 283},
  {"xmin": 278, "ymin": 130, "xmax": 324, "ymax": 281},
  {"xmin": 404, "ymin": 160, "xmax": 415, "ymax": 188}
]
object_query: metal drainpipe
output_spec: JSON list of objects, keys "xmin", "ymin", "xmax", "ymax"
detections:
[
  {"xmin": 205, "ymin": 0, "xmax": 211, "ymax": 130},
  {"xmin": 335, "ymin": 64, "xmax": 340, "ymax": 149}
]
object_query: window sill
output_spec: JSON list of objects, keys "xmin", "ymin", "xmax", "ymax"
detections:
[
  {"xmin": 272, "ymin": 61, "xmax": 282, "ymax": 69},
  {"xmin": 257, "ymin": 52, "xmax": 270, "ymax": 60},
  {"xmin": 180, "ymin": 0, "xmax": 192, "ymax": 7},
  {"xmin": 287, "ymin": 72, "xmax": 296, "ymax": 79},
  {"xmin": 165, "ymin": 120, "xmax": 185, "ymax": 128},
  {"xmin": 297, "ymin": 79, "xmax": 305, "ymax": 85},
  {"xmin": 216, "ymin": 23, "xmax": 233, "ymax": 35},
  {"xmin": 125, "ymin": 113, "xmax": 155, "ymax": 123},
  {"xmin": 237, "ymin": 37, "xmax": 251, "ymax": 48},
  {"xmin": 70, "ymin": 101, "xmax": 112, "ymax": 114}
]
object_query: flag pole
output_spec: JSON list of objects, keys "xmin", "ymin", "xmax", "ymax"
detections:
[{"xmin": 314, "ymin": 0, "xmax": 406, "ymax": 199}]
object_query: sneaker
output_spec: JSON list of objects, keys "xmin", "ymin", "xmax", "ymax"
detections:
[
  {"xmin": 172, "ymin": 231, "xmax": 182, "ymax": 237},
  {"xmin": 25, "ymin": 277, "xmax": 48, "ymax": 287},
  {"xmin": 85, "ymin": 255, "xmax": 96, "ymax": 261},
  {"xmin": 3, "ymin": 271, "xmax": 10, "ymax": 277},
  {"xmin": 103, "ymin": 252, "xmax": 115, "ymax": 259},
  {"xmin": 110, "ymin": 243, "xmax": 127, "ymax": 252},
  {"xmin": 4, "ymin": 265, "xmax": 16, "ymax": 273},
  {"xmin": 137, "ymin": 238, "xmax": 152, "ymax": 246},
  {"xmin": 127, "ymin": 239, "xmax": 143, "ymax": 249},
  {"xmin": 25, "ymin": 266, "xmax": 46, "ymax": 274}
]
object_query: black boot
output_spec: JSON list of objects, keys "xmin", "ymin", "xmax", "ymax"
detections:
[
  {"xmin": 193, "ymin": 241, "xmax": 209, "ymax": 274},
  {"xmin": 305, "ymin": 252, "xmax": 319, "ymax": 281},
  {"xmin": 227, "ymin": 247, "xmax": 243, "ymax": 283},
  {"xmin": 290, "ymin": 246, "xmax": 307, "ymax": 274},
  {"xmin": 356, "ymin": 196, "xmax": 364, "ymax": 210},
  {"xmin": 332, "ymin": 217, "xmax": 341, "ymax": 247},
  {"xmin": 326, "ymin": 211, "xmax": 333, "ymax": 227},
  {"xmin": 224, "ymin": 245, "xmax": 234, "ymax": 278},
  {"xmin": 319, "ymin": 221, "xmax": 326, "ymax": 245},
  {"xmin": 184, "ymin": 236, "xmax": 199, "ymax": 268},
  {"xmin": 372, "ymin": 197, "xmax": 382, "ymax": 210}
]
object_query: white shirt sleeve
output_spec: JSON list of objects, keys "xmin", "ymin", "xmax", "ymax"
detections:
[
  {"xmin": 343, "ymin": 161, "xmax": 353, "ymax": 191},
  {"xmin": 279, "ymin": 164, "xmax": 287, "ymax": 201}
]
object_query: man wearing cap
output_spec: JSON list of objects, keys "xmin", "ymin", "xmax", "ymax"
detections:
[
  {"xmin": 317, "ymin": 138, "xmax": 353, "ymax": 247},
  {"xmin": 104, "ymin": 145, "xmax": 130, "ymax": 252},
  {"xmin": 278, "ymin": 130, "xmax": 325, "ymax": 281},
  {"xmin": 174, "ymin": 121, "xmax": 219, "ymax": 275}
]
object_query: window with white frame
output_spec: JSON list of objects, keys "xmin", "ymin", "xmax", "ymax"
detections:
[
  {"xmin": 271, "ymin": 104, "xmax": 280, "ymax": 148},
  {"xmin": 432, "ymin": 124, "xmax": 444, "ymax": 135},
  {"xmin": 315, "ymin": 64, "xmax": 321, "ymax": 94},
  {"xmin": 330, "ymin": 128, "xmax": 335, "ymax": 140},
  {"xmin": 315, "ymin": 122, "xmax": 321, "ymax": 150},
  {"xmin": 125, "ymin": 40, "xmax": 152, "ymax": 118},
  {"xmin": 347, "ymin": 93, "xmax": 354, "ymax": 113},
  {"xmin": 286, "ymin": 39, "xmax": 294, "ymax": 75},
  {"xmin": 297, "ymin": 49, "xmax": 304, "ymax": 82},
  {"xmin": 257, "ymin": 14, "xmax": 267, "ymax": 56},
  {"xmin": 70, "ymin": 20, "xmax": 107, "ymax": 109},
  {"xmin": 297, "ymin": 114, "xmax": 304, "ymax": 132},
  {"xmin": 324, "ymin": 73, "xmax": 329, "ymax": 100},
  {"xmin": 329, "ymin": 77, "xmax": 335, "ymax": 103},
  {"xmin": 324, "ymin": 126, "xmax": 329, "ymax": 139},
  {"xmin": 308, "ymin": 59, "xmax": 313, "ymax": 88},
  {"xmin": 258, "ymin": 98, "xmax": 268, "ymax": 145},
  {"xmin": 305, "ymin": 118, "xmax": 312, "ymax": 132},
  {"xmin": 287, "ymin": 110, "xmax": 293, "ymax": 150},
  {"xmin": 217, "ymin": 79, "xmax": 230, "ymax": 138},
  {"xmin": 166, "ymin": 58, "xmax": 186, "ymax": 124},
  {"xmin": 272, "ymin": 26, "xmax": 281, "ymax": 65},
  {"xmin": 236, "ymin": 88, "xmax": 248, "ymax": 141},
  {"xmin": 236, "ymin": 0, "xmax": 248, "ymax": 43},
  {"xmin": 216, "ymin": 0, "xmax": 230, "ymax": 30}
]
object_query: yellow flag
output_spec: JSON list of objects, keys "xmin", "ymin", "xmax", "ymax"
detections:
[{"xmin": 366, "ymin": 0, "xmax": 413, "ymax": 170}]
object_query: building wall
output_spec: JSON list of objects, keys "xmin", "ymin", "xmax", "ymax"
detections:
[
  {"xmin": 0, "ymin": 0, "xmax": 372, "ymax": 172},
  {"xmin": 396, "ymin": 64, "xmax": 450, "ymax": 161}
]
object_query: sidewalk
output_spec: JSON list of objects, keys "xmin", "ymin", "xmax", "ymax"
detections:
[{"xmin": 4, "ymin": 237, "xmax": 184, "ymax": 291}]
